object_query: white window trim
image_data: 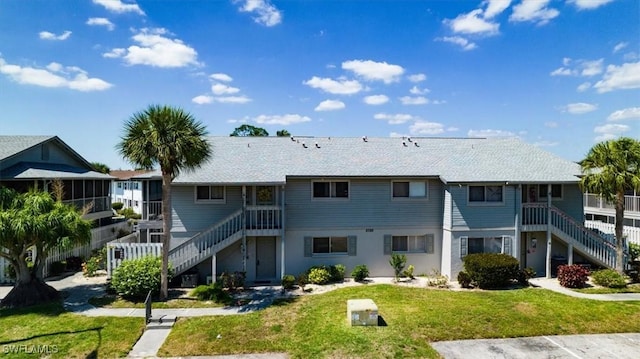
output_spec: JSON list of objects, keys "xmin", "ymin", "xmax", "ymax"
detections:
[
  {"xmin": 311, "ymin": 180, "xmax": 350, "ymax": 200},
  {"xmin": 194, "ymin": 185, "xmax": 226, "ymax": 204},
  {"xmin": 538, "ymin": 184, "xmax": 564, "ymax": 201},
  {"xmin": 467, "ymin": 184, "xmax": 505, "ymax": 206},
  {"xmin": 312, "ymin": 236, "xmax": 349, "ymax": 256},
  {"xmin": 391, "ymin": 180, "xmax": 429, "ymax": 200},
  {"xmin": 391, "ymin": 235, "xmax": 429, "ymax": 254}
]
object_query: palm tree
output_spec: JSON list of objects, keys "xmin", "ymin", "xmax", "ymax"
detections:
[
  {"xmin": 580, "ymin": 137, "xmax": 640, "ymax": 274},
  {"xmin": 116, "ymin": 105, "xmax": 211, "ymax": 299}
]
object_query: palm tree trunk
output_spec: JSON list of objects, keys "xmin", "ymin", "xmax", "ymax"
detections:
[
  {"xmin": 160, "ymin": 173, "xmax": 172, "ymax": 300},
  {"xmin": 615, "ymin": 190, "xmax": 625, "ymax": 274}
]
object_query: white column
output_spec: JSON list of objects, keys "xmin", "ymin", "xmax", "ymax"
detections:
[
  {"xmin": 545, "ymin": 184, "xmax": 552, "ymax": 278},
  {"xmin": 242, "ymin": 186, "xmax": 247, "ymax": 273},
  {"xmin": 568, "ymin": 243, "xmax": 574, "ymax": 265},
  {"xmin": 280, "ymin": 185, "xmax": 286, "ymax": 279},
  {"xmin": 211, "ymin": 253, "xmax": 217, "ymax": 283}
]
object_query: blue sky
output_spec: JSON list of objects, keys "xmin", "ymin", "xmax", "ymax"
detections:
[{"xmin": 1, "ymin": 0, "xmax": 638, "ymax": 170}]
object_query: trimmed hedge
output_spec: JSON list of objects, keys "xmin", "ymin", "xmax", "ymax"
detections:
[{"xmin": 463, "ymin": 253, "xmax": 519, "ymax": 289}]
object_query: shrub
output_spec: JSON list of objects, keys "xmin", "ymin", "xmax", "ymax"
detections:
[
  {"xmin": 112, "ymin": 202, "xmax": 124, "ymax": 211},
  {"xmin": 191, "ymin": 281, "xmax": 231, "ymax": 303},
  {"xmin": 557, "ymin": 264, "xmax": 589, "ymax": 288},
  {"xmin": 281, "ymin": 274, "xmax": 296, "ymax": 290},
  {"xmin": 463, "ymin": 253, "xmax": 519, "ymax": 289},
  {"xmin": 517, "ymin": 267, "xmax": 536, "ymax": 285},
  {"xmin": 308, "ymin": 267, "xmax": 331, "ymax": 285},
  {"xmin": 296, "ymin": 273, "xmax": 308, "ymax": 290},
  {"xmin": 66, "ymin": 256, "xmax": 83, "ymax": 271},
  {"xmin": 111, "ymin": 256, "xmax": 171, "ymax": 299},
  {"xmin": 591, "ymin": 269, "xmax": 627, "ymax": 288},
  {"xmin": 351, "ymin": 264, "xmax": 369, "ymax": 282},
  {"xmin": 389, "ymin": 253, "xmax": 407, "ymax": 280},
  {"xmin": 329, "ymin": 264, "xmax": 346, "ymax": 282},
  {"xmin": 219, "ymin": 271, "xmax": 246, "ymax": 290},
  {"xmin": 118, "ymin": 208, "xmax": 141, "ymax": 220},
  {"xmin": 403, "ymin": 264, "xmax": 415, "ymax": 279},
  {"xmin": 629, "ymin": 243, "xmax": 640, "ymax": 262},
  {"xmin": 426, "ymin": 270, "xmax": 449, "ymax": 288},
  {"xmin": 457, "ymin": 271, "xmax": 472, "ymax": 288},
  {"xmin": 49, "ymin": 261, "xmax": 66, "ymax": 276},
  {"xmin": 83, "ymin": 248, "xmax": 107, "ymax": 277}
]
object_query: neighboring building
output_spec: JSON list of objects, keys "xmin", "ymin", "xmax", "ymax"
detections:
[
  {"xmin": 111, "ymin": 170, "xmax": 149, "ymax": 215},
  {"xmin": 584, "ymin": 190, "xmax": 640, "ymax": 228},
  {"xmin": 0, "ymin": 135, "xmax": 126, "ymax": 281},
  {"xmin": 132, "ymin": 136, "xmax": 619, "ymax": 285}
]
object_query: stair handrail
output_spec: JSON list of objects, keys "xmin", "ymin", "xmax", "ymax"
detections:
[{"xmin": 548, "ymin": 205, "xmax": 616, "ymax": 250}]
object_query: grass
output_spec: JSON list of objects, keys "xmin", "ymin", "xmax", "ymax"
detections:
[
  {"xmin": 89, "ymin": 294, "xmax": 227, "ymax": 309},
  {"xmin": 159, "ymin": 285, "xmax": 640, "ymax": 358},
  {"xmin": 574, "ymin": 283, "xmax": 640, "ymax": 294},
  {"xmin": 0, "ymin": 302, "xmax": 144, "ymax": 359}
]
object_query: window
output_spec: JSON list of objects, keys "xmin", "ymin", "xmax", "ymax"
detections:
[
  {"xmin": 384, "ymin": 234, "xmax": 434, "ymax": 254},
  {"xmin": 117, "ymin": 182, "xmax": 122, "ymax": 189},
  {"xmin": 312, "ymin": 236, "xmax": 348, "ymax": 254},
  {"xmin": 469, "ymin": 185, "xmax": 503, "ymax": 203},
  {"xmin": 460, "ymin": 236, "xmax": 512, "ymax": 257},
  {"xmin": 538, "ymin": 184, "xmax": 562, "ymax": 200},
  {"xmin": 392, "ymin": 181, "xmax": 427, "ymax": 198},
  {"xmin": 313, "ymin": 181, "xmax": 349, "ymax": 198},
  {"xmin": 195, "ymin": 185, "xmax": 225, "ymax": 203}
]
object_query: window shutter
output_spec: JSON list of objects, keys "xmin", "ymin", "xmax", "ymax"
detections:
[
  {"xmin": 426, "ymin": 234, "xmax": 435, "ymax": 254},
  {"xmin": 502, "ymin": 236, "xmax": 512, "ymax": 255},
  {"xmin": 383, "ymin": 234, "xmax": 392, "ymax": 255},
  {"xmin": 304, "ymin": 236, "xmax": 312, "ymax": 257},
  {"xmin": 348, "ymin": 236, "xmax": 357, "ymax": 256},
  {"xmin": 460, "ymin": 236, "xmax": 468, "ymax": 258}
]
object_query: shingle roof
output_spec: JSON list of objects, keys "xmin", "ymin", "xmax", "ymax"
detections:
[
  {"xmin": 0, "ymin": 135, "xmax": 56, "ymax": 161},
  {"xmin": 1, "ymin": 162, "xmax": 113, "ymax": 180},
  {"xmin": 172, "ymin": 136, "xmax": 581, "ymax": 184},
  {"xmin": 110, "ymin": 170, "xmax": 152, "ymax": 180}
]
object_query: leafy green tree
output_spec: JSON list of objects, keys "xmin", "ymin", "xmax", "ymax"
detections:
[
  {"xmin": 0, "ymin": 187, "xmax": 92, "ymax": 308},
  {"xmin": 580, "ymin": 137, "xmax": 640, "ymax": 273},
  {"xmin": 91, "ymin": 162, "xmax": 110, "ymax": 174},
  {"xmin": 276, "ymin": 129, "xmax": 291, "ymax": 137},
  {"xmin": 230, "ymin": 124, "xmax": 269, "ymax": 137},
  {"xmin": 116, "ymin": 105, "xmax": 211, "ymax": 299}
]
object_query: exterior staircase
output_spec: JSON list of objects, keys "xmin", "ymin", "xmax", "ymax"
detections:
[
  {"xmin": 522, "ymin": 203, "xmax": 622, "ymax": 269},
  {"xmin": 168, "ymin": 206, "xmax": 281, "ymax": 276}
]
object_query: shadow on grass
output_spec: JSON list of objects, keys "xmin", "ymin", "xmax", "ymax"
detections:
[
  {"xmin": 0, "ymin": 302, "xmax": 65, "ymax": 318},
  {"xmin": 0, "ymin": 325, "xmax": 103, "ymax": 358},
  {"xmin": 377, "ymin": 315, "xmax": 388, "ymax": 327}
]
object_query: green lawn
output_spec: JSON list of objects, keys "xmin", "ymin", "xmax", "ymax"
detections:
[
  {"xmin": 159, "ymin": 285, "xmax": 640, "ymax": 359},
  {"xmin": 574, "ymin": 283, "xmax": 640, "ymax": 294},
  {"xmin": 0, "ymin": 303, "xmax": 144, "ymax": 359},
  {"xmin": 89, "ymin": 294, "xmax": 227, "ymax": 309}
]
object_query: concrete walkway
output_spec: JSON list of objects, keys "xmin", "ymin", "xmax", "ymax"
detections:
[{"xmin": 529, "ymin": 277, "xmax": 640, "ymax": 301}]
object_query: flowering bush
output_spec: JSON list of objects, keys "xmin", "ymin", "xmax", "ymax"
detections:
[{"xmin": 557, "ymin": 264, "xmax": 589, "ymax": 288}]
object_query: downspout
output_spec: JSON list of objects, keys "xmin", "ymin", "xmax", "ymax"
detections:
[
  {"xmin": 280, "ymin": 184, "xmax": 286, "ymax": 280},
  {"xmin": 242, "ymin": 185, "xmax": 247, "ymax": 273},
  {"xmin": 545, "ymin": 184, "xmax": 552, "ymax": 278},
  {"xmin": 514, "ymin": 184, "xmax": 521, "ymax": 268}
]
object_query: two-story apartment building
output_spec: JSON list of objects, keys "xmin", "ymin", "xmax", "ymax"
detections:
[
  {"xmin": 133, "ymin": 136, "xmax": 618, "ymax": 284},
  {"xmin": 111, "ymin": 170, "xmax": 149, "ymax": 215}
]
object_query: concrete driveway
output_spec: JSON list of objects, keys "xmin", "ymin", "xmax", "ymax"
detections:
[{"xmin": 432, "ymin": 333, "xmax": 640, "ymax": 358}]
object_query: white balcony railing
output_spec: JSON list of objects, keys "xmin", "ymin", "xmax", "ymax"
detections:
[{"xmin": 584, "ymin": 193, "xmax": 640, "ymax": 214}]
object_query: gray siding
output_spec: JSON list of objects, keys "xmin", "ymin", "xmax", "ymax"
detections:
[
  {"xmin": 550, "ymin": 184, "xmax": 584, "ymax": 222},
  {"xmin": 2, "ymin": 141, "xmax": 87, "ymax": 169},
  {"xmin": 451, "ymin": 185, "xmax": 518, "ymax": 230},
  {"xmin": 286, "ymin": 178, "xmax": 444, "ymax": 230},
  {"xmin": 171, "ymin": 185, "xmax": 244, "ymax": 235}
]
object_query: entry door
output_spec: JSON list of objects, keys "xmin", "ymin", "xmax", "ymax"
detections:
[{"xmin": 256, "ymin": 237, "xmax": 276, "ymax": 280}]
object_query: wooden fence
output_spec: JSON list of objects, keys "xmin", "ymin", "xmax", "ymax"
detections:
[{"xmin": 106, "ymin": 243, "xmax": 163, "ymax": 277}]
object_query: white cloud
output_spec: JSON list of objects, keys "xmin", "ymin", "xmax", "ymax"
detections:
[
  {"xmin": 624, "ymin": 52, "xmax": 639, "ymax": 61},
  {"xmin": 303, "ymin": 76, "xmax": 363, "ymax": 95},
  {"xmin": 93, "ymin": 0, "xmax": 144, "ymax": 15},
  {"xmin": 314, "ymin": 99, "xmax": 345, "ymax": 111},
  {"xmin": 544, "ymin": 121, "xmax": 558, "ymax": 128},
  {"xmin": 374, "ymin": 113, "xmax": 416, "ymax": 125},
  {"xmin": 445, "ymin": 9, "xmax": 500, "ymax": 36},
  {"xmin": 408, "ymin": 73, "xmax": 426, "ymax": 83},
  {"xmin": 211, "ymin": 83, "xmax": 240, "ymax": 95},
  {"xmin": 254, "ymin": 114, "xmax": 311, "ymax": 125},
  {"xmin": 210, "ymin": 73, "xmax": 233, "ymax": 82},
  {"xmin": 0, "ymin": 57, "xmax": 112, "ymax": 92},
  {"xmin": 468, "ymin": 129, "xmax": 517, "ymax": 137},
  {"xmin": 342, "ymin": 60, "xmax": 405, "ymax": 84},
  {"xmin": 409, "ymin": 121, "xmax": 445, "ymax": 135},
  {"xmin": 39, "ymin": 30, "xmax": 72, "ymax": 41},
  {"xmin": 510, "ymin": 0, "xmax": 559, "ymax": 25},
  {"xmin": 409, "ymin": 86, "xmax": 430, "ymax": 95},
  {"xmin": 594, "ymin": 61, "xmax": 640, "ymax": 93},
  {"xmin": 192, "ymin": 95, "xmax": 214, "ymax": 104},
  {"xmin": 213, "ymin": 96, "xmax": 252, "ymax": 104},
  {"xmin": 564, "ymin": 102, "xmax": 598, "ymax": 114},
  {"xmin": 550, "ymin": 58, "xmax": 604, "ymax": 77},
  {"xmin": 576, "ymin": 82, "xmax": 591, "ymax": 92},
  {"xmin": 581, "ymin": 59, "xmax": 604, "ymax": 76},
  {"xmin": 607, "ymin": 107, "xmax": 640, "ymax": 121},
  {"xmin": 400, "ymin": 96, "xmax": 428, "ymax": 105},
  {"xmin": 86, "ymin": 18, "xmax": 115, "ymax": 31},
  {"xmin": 436, "ymin": 36, "xmax": 478, "ymax": 51},
  {"xmin": 594, "ymin": 123, "xmax": 630, "ymax": 142},
  {"xmin": 104, "ymin": 28, "xmax": 199, "ymax": 68},
  {"xmin": 550, "ymin": 67, "xmax": 573, "ymax": 76},
  {"xmin": 613, "ymin": 42, "xmax": 628, "ymax": 53},
  {"xmin": 484, "ymin": 0, "xmax": 512, "ymax": 18},
  {"xmin": 363, "ymin": 95, "xmax": 389, "ymax": 105},
  {"xmin": 235, "ymin": 0, "xmax": 282, "ymax": 27},
  {"xmin": 569, "ymin": 0, "xmax": 614, "ymax": 10}
]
